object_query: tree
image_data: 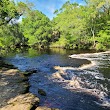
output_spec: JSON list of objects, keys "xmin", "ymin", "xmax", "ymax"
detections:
[
  {"xmin": 0, "ymin": 0, "xmax": 30, "ymax": 26},
  {"xmin": 85, "ymin": 0, "xmax": 110, "ymax": 49},
  {"xmin": 52, "ymin": 0, "xmax": 110, "ymax": 50},
  {"xmin": 52, "ymin": 2, "xmax": 91, "ymax": 49},
  {"xmin": 0, "ymin": 0, "xmax": 18, "ymax": 25},
  {"xmin": 21, "ymin": 10, "xmax": 52, "ymax": 47},
  {"xmin": 0, "ymin": 0, "xmax": 29, "ymax": 48}
]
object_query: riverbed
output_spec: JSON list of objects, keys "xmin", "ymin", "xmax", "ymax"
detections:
[{"xmin": 3, "ymin": 48, "xmax": 110, "ymax": 110}]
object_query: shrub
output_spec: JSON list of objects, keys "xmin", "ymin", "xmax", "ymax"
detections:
[{"xmin": 95, "ymin": 43, "xmax": 106, "ymax": 51}]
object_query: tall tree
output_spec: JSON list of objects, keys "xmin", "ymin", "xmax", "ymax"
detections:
[
  {"xmin": 21, "ymin": 10, "xmax": 52, "ymax": 47},
  {"xmin": 0, "ymin": 0, "xmax": 29, "ymax": 48}
]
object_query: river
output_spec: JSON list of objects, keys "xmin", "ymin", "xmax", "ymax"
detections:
[{"xmin": 3, "ymin": 48, "xmax": 110, "ymax": 110}]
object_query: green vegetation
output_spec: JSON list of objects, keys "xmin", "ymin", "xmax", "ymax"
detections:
[
  {"xmin": 0, "ymin": 0, "xmax": 110, "ymax": 51},
  {"xmin": 0, "ymin": 0, "xmax": 29, "ymax": 49},
  {"xmin": 52, "ymin": 0, "xmax": 110, "ymax": 50},
  {"xmin": 21, "ymin": 10, "xmax": 52, "ymax": 47}
]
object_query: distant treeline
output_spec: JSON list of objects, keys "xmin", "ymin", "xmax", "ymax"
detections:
[{"xmin": 0, "ymin": 0, "xmax": 110, "ymax": 51}]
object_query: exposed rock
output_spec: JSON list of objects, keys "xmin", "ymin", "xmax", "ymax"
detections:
[
  {"xmin": 0, "ymin": 68, "xmax": 29, "ymax": 107},
  {"xmin": 0, "ymin": 69, "xmax": 19, "ymax": 75},
  {"xmin": 0, "ymin": 93, "xmax": 39, "ymax": 110},
  {"xmin": 54, "ymin": 66, "xmax": 65, "ymax": 74},
  {"xmin": 35, "ymin": 106, "xmax": 59, "ymax": 110},
  {"xmin": 38, "ymin": 89, "xmax": 46, "ymax": 96},
  {"xmin": 0, "ymin": 61, "xmax": 59, "ymax": 110},
  {"xmin": 0, "ymin": 104, "xmax": 32, "ymax": 110}
]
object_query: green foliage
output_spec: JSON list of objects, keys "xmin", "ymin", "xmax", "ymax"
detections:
[
  {"xmin": 52, "ymin": 0, "xmax": 110, "ymax": 50},
  {"xmin": 21, "ymin": 10, "xmax": 52, "ymax": 47},
  {"xmin": 0, "ymin": 24, "xmax": 26, "ymax": 48},
  {"xmin": 97, "ymin": 31, "xmax": 110, "ymax": 48},
  {"xmin": 0, "ymin": 0, "xmax": 110, "ymax": 51},
  {"xmin": 95, "ymin": 43, "xmax": 106, "ymax": 51},
  {"xmin": 0, "ymin": 0, "xmax": 20, "ymax": 25},
  {"xmin": 50, "ymin": 36, "xmax": 67, "ymax": 48},
  {"xmin": 0, "ymin": 0, "xmax": 30, "ymax": 49}
]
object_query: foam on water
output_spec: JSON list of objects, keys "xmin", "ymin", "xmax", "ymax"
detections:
[{"xmin": 52, "ymin": 51, "xmax": 110, "ymax": 108}]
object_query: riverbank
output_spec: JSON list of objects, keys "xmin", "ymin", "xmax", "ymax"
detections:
[
  {"xmin": 1, "ymin": 49, "xmax": 110, "ymax": 110},
  {"xmin": 0, "ymin": 59, "xmax": 59, "ymax": 110}
]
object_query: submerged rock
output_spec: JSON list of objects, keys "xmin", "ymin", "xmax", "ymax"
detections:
[
  {"xmin": 25, "ymin": 69, "xmax": 39, "ymax": 76},
  {"xmin": 38, "ymin": 89, "xmax": 46, "ymax": 96},
  {"xmin": 26, "ymin": 68, "xmax": 38, "ymax": 73},
  {"xmin": 0, "ymin": 68, "xmax": 29, "ymax": 107},
  {"xmin": 0, "ymin": 93, "xmax": 39, "ymax": 110}
]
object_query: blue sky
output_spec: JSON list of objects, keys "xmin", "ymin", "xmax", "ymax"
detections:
[{"xmin": 16, "ymin": 0, "xmax": 85, "ymax": 20}]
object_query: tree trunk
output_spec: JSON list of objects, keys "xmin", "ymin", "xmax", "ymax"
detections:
[{"xmin": 91, "ymin": 28, "xmax": 95, "ymax": 47}]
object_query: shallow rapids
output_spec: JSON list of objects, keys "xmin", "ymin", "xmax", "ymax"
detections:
[
  {"xmin": 52, "ymin": 51, "xmax": 110, "ymax": 108},
  {"xmin": 4, "ymin": 49, "xmax": 110, "ymax": 110}
]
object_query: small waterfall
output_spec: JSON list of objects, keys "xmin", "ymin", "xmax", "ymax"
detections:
[{"xmin": 52, "ymin": 51, "xmax": 110, "ymax": 108}]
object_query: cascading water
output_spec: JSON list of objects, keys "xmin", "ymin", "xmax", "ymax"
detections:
[{"xmin": 51, "ymin": 51, "xmax": 110, "ymax": 108}]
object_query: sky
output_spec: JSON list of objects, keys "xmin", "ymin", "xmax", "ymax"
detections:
[{"xmin": 16, "ymin": 0, "xmax": 85, "ymax": 20}]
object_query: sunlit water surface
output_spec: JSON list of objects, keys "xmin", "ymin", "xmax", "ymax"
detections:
[{"xmin": 4, "ymin": 48, "xmax": 110, "ymax": 110}]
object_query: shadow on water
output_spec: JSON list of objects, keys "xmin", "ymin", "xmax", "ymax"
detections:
[
  {"xmin": 3, "ymin": 48, "xmax": 110, "ymax": 110},
  {"xmin": 29, "ymin": 71, "xmax": 108, "ymax": 110}
]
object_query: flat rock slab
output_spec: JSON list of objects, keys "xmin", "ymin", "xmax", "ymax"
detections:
[
  {"xmin": 0, "ymin": 68, "xmax": 28, "ymax": 107},
  {"xmin": 0, "ymin": 93, "xmax": 39, "ymax": 110}
]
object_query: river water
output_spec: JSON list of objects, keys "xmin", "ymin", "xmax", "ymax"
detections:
[{"xmin": 3, "ymin": 48, "xmax": 110, "ymax": 110}]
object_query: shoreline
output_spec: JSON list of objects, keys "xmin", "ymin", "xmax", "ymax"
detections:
[
  {"xmin": 0, "ymin": 60, "xmax": 59, "ymax": 110},
  {"xmin": 1, "ymin": 50, "xmax": 110, "ymax": 110}
]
